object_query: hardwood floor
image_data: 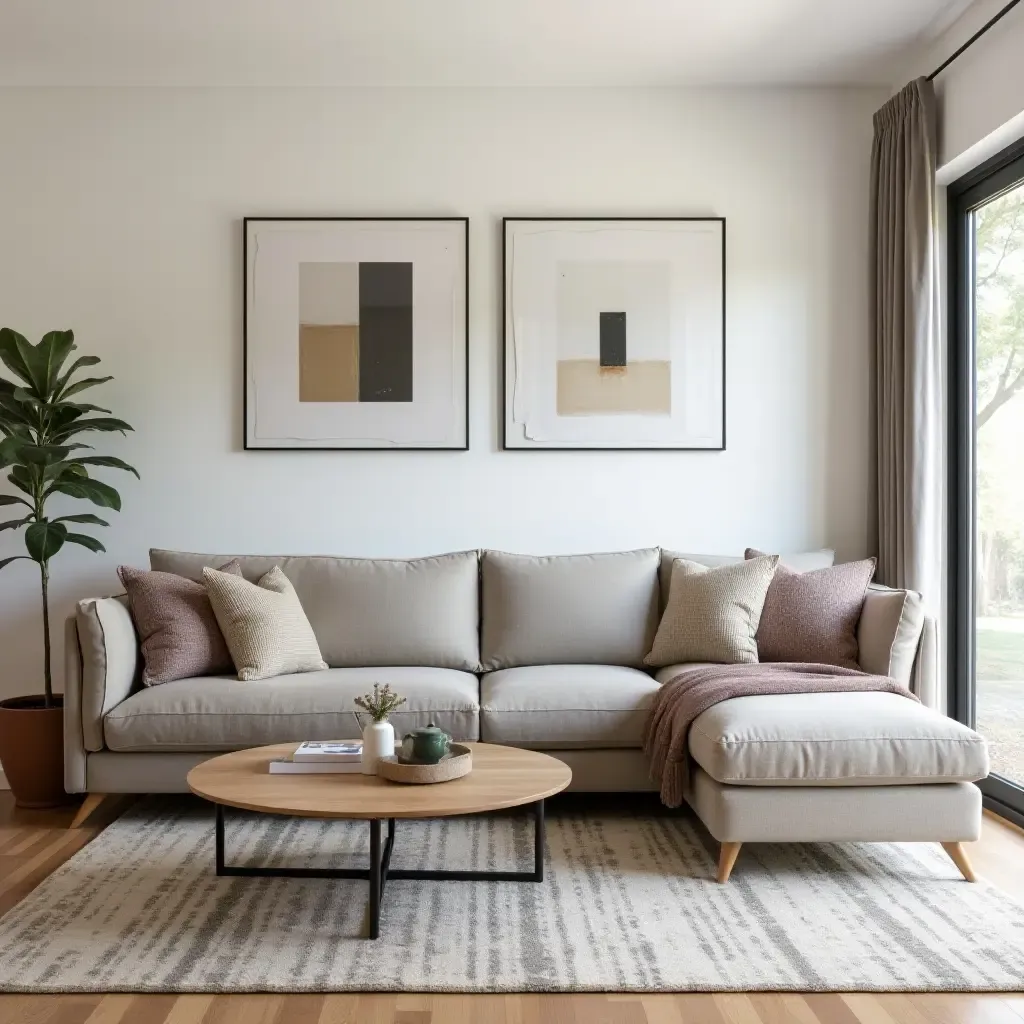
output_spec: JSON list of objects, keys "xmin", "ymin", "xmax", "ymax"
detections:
[{"xmin": 0, "ymin": 793, "xmax": 1022, "ymax": 1023}]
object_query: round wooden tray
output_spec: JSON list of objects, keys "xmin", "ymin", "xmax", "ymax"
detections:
[{"xmin": 376, "ymin": 743, "xmax": 473, "ymax": 785}]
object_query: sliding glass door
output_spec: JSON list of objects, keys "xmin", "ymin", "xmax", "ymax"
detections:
[{"xmin": 950, "ymin": 138, "xmax": 1024, "ymax": 826}]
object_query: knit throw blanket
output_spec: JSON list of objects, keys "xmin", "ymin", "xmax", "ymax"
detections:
[{"xmin": 642, "ymin": 662, "xmax": 919, "ymax": 807}]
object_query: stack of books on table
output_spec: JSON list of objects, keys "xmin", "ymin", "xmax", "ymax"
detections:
[{"xmin": 269, "ymin": 741, "xmax": 363, "ymax": 774}]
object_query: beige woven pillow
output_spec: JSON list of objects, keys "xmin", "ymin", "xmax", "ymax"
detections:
[
  {"xmin": 644, "ymin": 555, "xmax": 779, "ymax": 667},
  {"xmin": 203, "ymin": 566, "xmax": 327, "ymax": 681}
]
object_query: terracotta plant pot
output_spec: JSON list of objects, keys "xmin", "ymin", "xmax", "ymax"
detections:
[{"xmin": 0, "ymin": 695, "xmax": 68, "ymax": 808}]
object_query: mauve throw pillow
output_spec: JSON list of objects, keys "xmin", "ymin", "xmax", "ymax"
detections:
[
  {"xmin": 745, "ymin": 548, "xmax": 876, "ymax": 668},
  {"xmin": 118, "ymin": 560, "xmax": 243, "ymax": 685}
]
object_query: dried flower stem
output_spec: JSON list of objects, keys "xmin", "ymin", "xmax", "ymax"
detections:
[{"xmin": 353, "ymin": 682, "xmax": 407, "ymax": 723}]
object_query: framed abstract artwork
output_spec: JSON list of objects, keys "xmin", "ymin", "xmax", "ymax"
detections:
[
  {"xmin": 502, "ymin": 217, "xmax": 726, "ymax": 450},
  {"xmin": 244, "ymin": 217, "xmax": 468, "ymax": 450}
]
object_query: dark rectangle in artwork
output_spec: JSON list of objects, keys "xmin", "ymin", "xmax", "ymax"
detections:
[
  {"xmin": 599, "ymin": 312, "xmax": 627, "ymax": 367},
  {"xmin": 359, "ymin": 262, "xmax": 413, "ymax": 402}
]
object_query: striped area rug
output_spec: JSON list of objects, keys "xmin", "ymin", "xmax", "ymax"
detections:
[{"xmin": 0, "ymin": 798, "xmax": 1022, "ymax": 992}]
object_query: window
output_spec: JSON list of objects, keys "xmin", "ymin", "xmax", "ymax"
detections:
[{"xmin": 949, "ymin": 136, "xmax": 1024, "ymax": 827}]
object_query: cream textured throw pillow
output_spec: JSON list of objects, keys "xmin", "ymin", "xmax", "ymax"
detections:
[
  {"xmin": 644, "ymin": 555, "xmax": 779, "ymax": 667},
  {"xmin": 203, "ymin": 566, "xmax": 328, "ymax": 681}
]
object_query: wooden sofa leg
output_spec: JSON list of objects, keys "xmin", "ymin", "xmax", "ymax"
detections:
[
  {"xmin": 717, "ymin": 842, "xmax": 742, "ymax": 883},
  {"xmin": 70, "ymin": 793, "xmax": 107, "ymax": 829},
  {"xmin": 941, "ymin": 841, "xmax": 977, "ymax": 882}
]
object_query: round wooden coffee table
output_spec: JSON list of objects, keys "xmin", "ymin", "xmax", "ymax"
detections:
[{"xmin": 187, "ymin": 742, "xmax": 571, "ymax": 939}]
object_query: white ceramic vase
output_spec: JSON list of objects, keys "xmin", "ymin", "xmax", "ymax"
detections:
[{"xmin": 361, "ymin": 720, "xmax": 395, "ymax": 775}]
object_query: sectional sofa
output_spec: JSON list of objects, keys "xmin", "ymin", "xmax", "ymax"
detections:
[{"xmin": 64, "ymin": 547, "xmax": 989, "ymax": 881}]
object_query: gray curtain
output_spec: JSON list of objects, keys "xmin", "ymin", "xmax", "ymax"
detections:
[{"xmin": 870, "ymin": 79, "xmax": 940, "ymax": 623}]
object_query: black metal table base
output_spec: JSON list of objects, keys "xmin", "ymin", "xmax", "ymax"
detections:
[{"xmin": 214, "ymin": 800, "xmax": 545, "ymax": 939}]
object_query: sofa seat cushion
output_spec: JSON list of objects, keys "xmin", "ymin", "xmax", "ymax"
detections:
[
  {"xmin": 480, "ymin": 665, "xmax": 660, "ymax": 749},
  {"xmin": 103, "ymin": 667, "xmax": 480, "ymax": 752},
  {"xmin": 689, "ymin": 692, "xmax": 989, "ymax": 787}
]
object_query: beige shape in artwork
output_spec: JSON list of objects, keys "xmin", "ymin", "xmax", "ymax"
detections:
[
  {"xmin": 556, "ymin": 359, "xmax": 671, "ymax": 416},
  {"xmin": 299, "ymin": 325, "xmax": 360, "ymax": 402}
]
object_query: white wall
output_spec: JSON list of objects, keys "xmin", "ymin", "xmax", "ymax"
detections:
[
  {"xmin": 937, "ymin": 0, "xmax": 1024, "ymax": 176},
  {"xmin": 0, "ymin": 86, "xmax": 882, "ymax": 702},
  {"xmin": 899, "ymin": 0, "xmax": 1024, "ymax": 178}
]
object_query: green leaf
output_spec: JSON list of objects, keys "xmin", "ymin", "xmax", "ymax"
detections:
[
  {"xmin": 49, "ymin": 405, "xmax": 86, "ymax": 437},
  {"xmin": 9, "ymin": 465, "xmax": 35, "ymax": 496},
  {"xmin": 37, "ymin": 331, "xmax": 76, "ymax": 397},
  {"xmin": 19, "ymin": 444, "xmax": 71, "ymax": 466},
  {"xmin": 12, "ymin": 386, "xmax": 42, "ymax": 407},
  {"xmin": 24, "ymin": 520, "xmax": 67, "ymax": 562},
  {"xmin": 0, "ymin": 555, "xmax": 29, "ymax": 571},
  {"xmin": 0, "ymin": 436, "xmax": 23, "ymax": 468},
  {"xmin": 0, "ymin": 391, "xmax": 36, "ymax": 429},
  {"xmin": 53, "ymin": 355, "xmax": 101, "ymax": 398},
  {"xmin": 51, "ymin": 416, "xmax": 133, "ymax": 443},
  {"xmin": 64, "ymin": 532, "xmax": 105, "ymax": 553},
  {"xmin": 42, "ymin": 461, "xmax": 87, "ymax": 483},
  {"xmin": 0, "ymin": 493, "xmax": 30, "ymax": 508},
  {"xmin": 69, "ymin": 455, "xmax": 139, "ymax": 478},
  {"xmin": 50, "ymin": 476, "xmax": 122, "ymax": 510},
  {"xmin": 0, "ymin": 331, "xmax": 74, "ymax": 400},
  {"xmin": 57, "ymin": 402, "xmax": 112, "ymax": 416},
  {"xmin": 53, "ymin": 512, "xmax": 108, "ymax": 527},
  {"xmin": 0, "ymin": 516, "xmax": 31, "ymax": 530},
  {"xmin": 58, "ymin": 376, "xmax": 113, "ymax": 400},
  {"xmin": 0, "ymin": 329, "xmax": 39, "ymax": 392}
]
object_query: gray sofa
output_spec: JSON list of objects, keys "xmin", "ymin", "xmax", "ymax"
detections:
[{"xmin": 63, "ymin": 546, "xmax": 989, "ymax": 882}]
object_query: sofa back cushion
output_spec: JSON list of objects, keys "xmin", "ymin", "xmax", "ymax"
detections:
[
  {"xmin": 658, "ymin": 548, "xmax": 835, "ymax": 609},
  {"xmin": 150, "ymin": 549, "xmax": 480, "ymax": 671},
  {"xmin": 480, "ymin": 548, "xmax": 660, "ymax": 670}
]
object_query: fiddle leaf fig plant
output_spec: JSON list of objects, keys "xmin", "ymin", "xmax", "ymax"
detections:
[{"xmin": 0, "ymin": 329, "xmax": 137, "ymax": 708}]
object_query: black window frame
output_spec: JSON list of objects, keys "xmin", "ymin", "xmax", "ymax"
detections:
[{"xmin": 948, "ymin": 134, "xmax": 1024, "ymax": 831}]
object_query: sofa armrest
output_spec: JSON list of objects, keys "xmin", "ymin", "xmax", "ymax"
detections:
[
  {"xmin": 857, "ymin": 584, "xmax": 926, "ymax": 689},
  {"xmin": 912, "ymin": 613, "xmax": 939, "ymax": 709},
  {"xmin": 75, "ymin": 596, "xmax": 140, "ymax": 752},
  {"xmin": 63, "ymin": 615, "xmax": 88, "ymax": 793}
]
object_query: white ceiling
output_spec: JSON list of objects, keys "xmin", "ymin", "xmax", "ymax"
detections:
[{"xmin": 0, "ymin": 0, "xmax": 977, "ymax": 87}]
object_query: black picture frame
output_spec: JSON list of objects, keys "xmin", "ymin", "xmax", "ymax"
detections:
[
  {"xmin": 501, "ymin": 216, "xmax": 727, "ymax": 452},
  {"xmin": 243, "ymin": 216, "xmax": 470, "ymax": 451},
  {"xmin": 947, "ymin": 136, "xmax": 1024, "ymax": 830}
]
